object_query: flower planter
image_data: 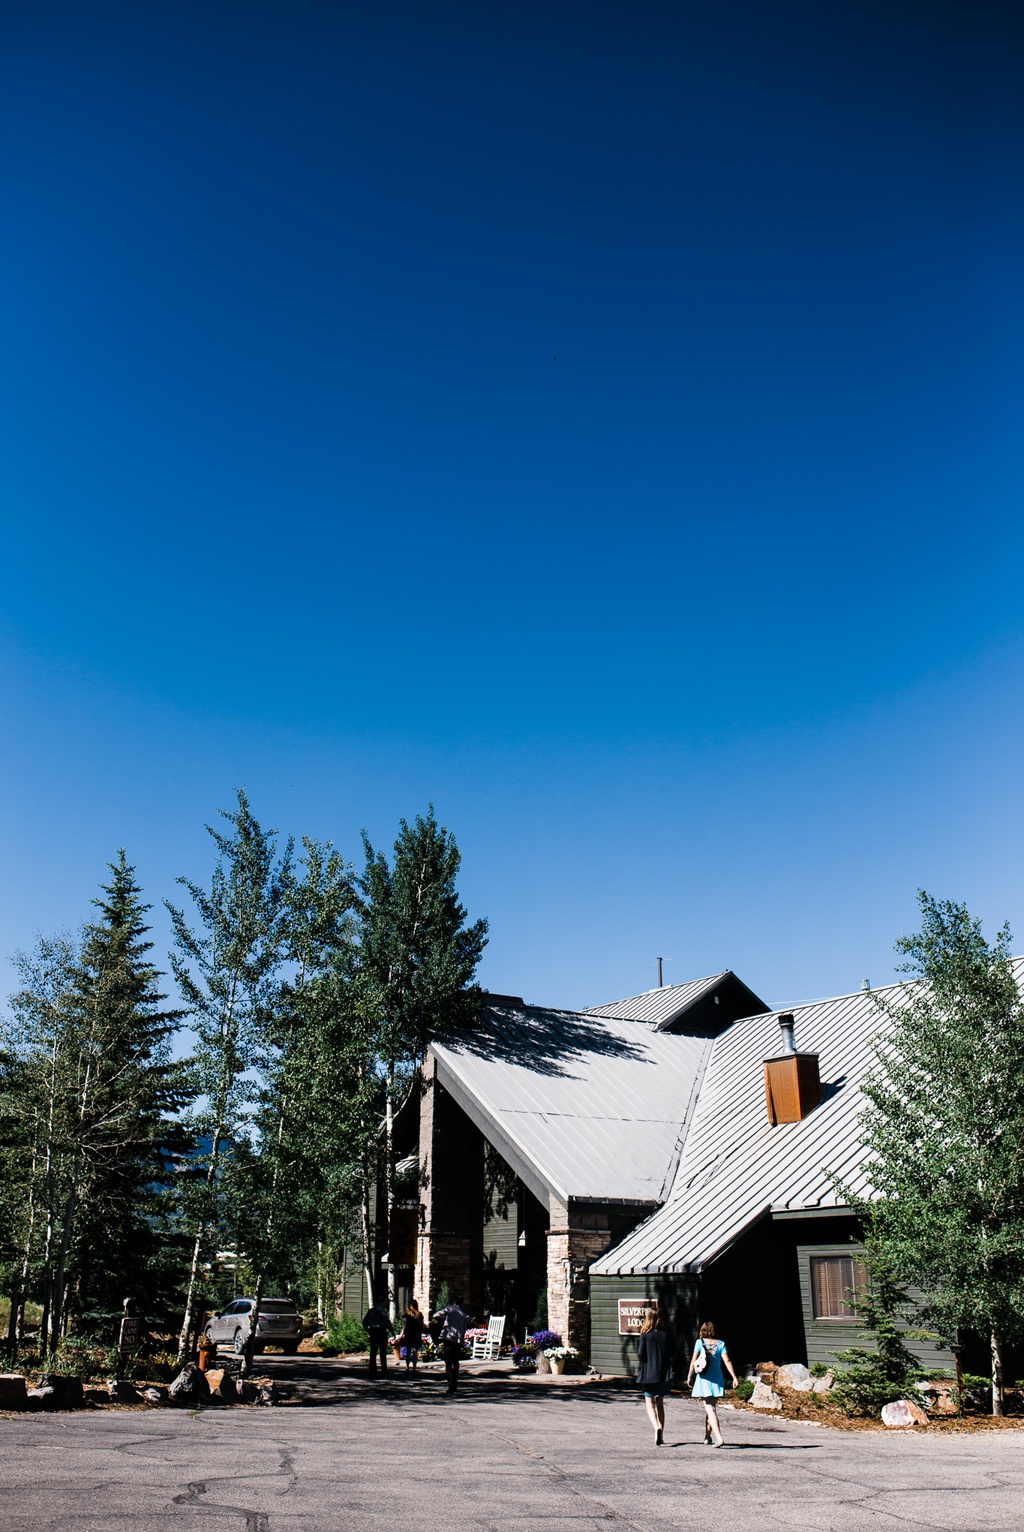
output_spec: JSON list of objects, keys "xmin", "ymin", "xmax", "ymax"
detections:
[{"xmin": 550, "ymin": 1356, "xmax": 566, "ymax": 1376}]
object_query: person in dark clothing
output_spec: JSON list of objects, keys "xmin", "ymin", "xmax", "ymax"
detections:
[
  {"xmin": 432, "ymin": 1295, "xmax": 468, "ymax": 1395},
  {"xmin": 636, "ymin": 1306, "xmax": 672, "ymax": 1446},
  {"xmin": 400, "ymin": 1302, "xmax": 425, "ymax": 1372},
  {"xmin": 362, "ymin": 1298, "xmax": 392, "ymax": 1378}
]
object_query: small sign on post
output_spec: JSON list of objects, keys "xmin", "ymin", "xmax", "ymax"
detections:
[
  {"xmin": 118, "ymin": 1299, "xmax": 142, "ymax": 1366},
  {"xmin": 617, "ymin": 1300, "xmax": 652, "ymax": 1336}
]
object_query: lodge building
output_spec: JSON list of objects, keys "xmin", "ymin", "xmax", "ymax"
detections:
[{"xmin": 346, "ymin": 968, "xmax": 970, "ymax": 1376}]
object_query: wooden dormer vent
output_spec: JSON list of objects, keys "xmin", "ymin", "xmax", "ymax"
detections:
[{"xmin": 763, "ymin": 1013, "xmax": 821, "ymax": 1124}]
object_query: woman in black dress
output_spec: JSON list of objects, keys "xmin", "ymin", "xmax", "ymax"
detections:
[{"xmin": 636, "ymin": 1307, "xmax": 672, "ymax": 1446}]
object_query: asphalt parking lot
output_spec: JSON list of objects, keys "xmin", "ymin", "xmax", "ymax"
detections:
[{"xmin": 2, "ymin": 1356, "xmax": 1022, "ymax": 1531}]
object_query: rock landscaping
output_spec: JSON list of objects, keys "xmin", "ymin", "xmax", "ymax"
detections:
[{"xmin": 0, "ymin": 1356, "xmax": 277, "ymax": 1413}]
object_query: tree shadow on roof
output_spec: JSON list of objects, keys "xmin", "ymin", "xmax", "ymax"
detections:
[{"xmin": 435, "ymin": 1003, "xmax": 649, "ymax": 1078}]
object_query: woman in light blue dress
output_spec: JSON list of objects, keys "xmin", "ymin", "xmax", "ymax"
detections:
[{"xmin": 686, "ymin": 1320, "xmax": 739, "ymax": 1447}]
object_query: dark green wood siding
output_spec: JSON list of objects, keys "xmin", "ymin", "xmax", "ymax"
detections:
[
  {"xmin": 589, "ymin": 1274, "xmax": 699, "ymax": 1377},
  {"xmin": 796, "ymin": 1242, "xmax": 954, "ymax": 1373}
]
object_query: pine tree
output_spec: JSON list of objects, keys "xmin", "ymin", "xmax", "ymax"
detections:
[
  {"xmin": 167, "ymin": 790, "xmax": 292, "ymax": 1363},
  {"xmin": 859, "ymin": 892, "xmax": 1024, "ymax": 1414},
  {"xmin": 2, "ymin": 856, "xmax": 183, "ymax": 1356},
  {"xmin": 68, "ymin": 853, "xmax": 186, "ymax": 1333},
  {"xmin": 356, "ymin": 808, "xmax": 488, "ymax": 1315}
]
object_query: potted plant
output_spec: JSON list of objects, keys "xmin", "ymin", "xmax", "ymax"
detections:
[
  {"xmin": 544, "ymin": 1345, "xmax": 579, "ymax": 1376},
  {"xmin": 530, "ymin": 1330, "xmax": 561, "ymax": 1375}
]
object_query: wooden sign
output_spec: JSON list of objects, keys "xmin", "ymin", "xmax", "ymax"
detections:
[{"xmin": 617, "ymin": 1300, "xmax": 651, "ymax": 1336}]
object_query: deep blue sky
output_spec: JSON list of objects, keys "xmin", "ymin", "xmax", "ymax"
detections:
[{"xmin": 2, "ymin": 0, "xmax": 1023, "ymax": 1012}]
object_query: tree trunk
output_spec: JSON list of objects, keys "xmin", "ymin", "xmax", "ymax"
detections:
[
  {"xmin": 991, "ymin": 1327, "xmax": 1005, "ymax": 1417},
  {"xmin": 48, "ymin": 1187, "xmax": 77, "ymax": 1359},
  {"xmin": 361, "ymin": 1165, "xmax": 375, "ymax": 1314},
  {"xmin": 176, "ymin": 1129, "xmax": 224, "ymax": 1364},
  {"xmin": 385, "ymin": 1060, "xmax": 397, "ymax": 1322}
]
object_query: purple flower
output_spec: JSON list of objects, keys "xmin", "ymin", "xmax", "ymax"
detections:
[{"xmin": 530, "ymin": 1330, "xmax": 562, "ymax": 1350}]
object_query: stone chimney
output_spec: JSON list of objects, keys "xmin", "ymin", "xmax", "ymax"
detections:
[{"xmin": 763, "ymin": 1013, "xmax": 821, "ymax": 1124}]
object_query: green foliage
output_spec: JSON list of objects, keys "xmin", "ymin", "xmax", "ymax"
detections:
[
  {"xmin": 734, "ymin": 1378, "xmax": 755, "ymax": 1400},
  {"xmin": 1, "ymin": 855, "xmax": 186, "ymax": 1357},
  {"xmin": 951, "ymin": 1373, "xmax": 992, "ymax": 1412},
  {"xmin": 855, "ymin": 892, "xmax": 1024, "ymax": 1413},
  {"xmin": 325, "ymin": 1312, "xmax": 369, "ymax": 1352},
  {"xmin": 831, "ymin": 1252, "xmax": 928, "ymax": 1416},
  {"xmin": 809, "ymin": 1362, "xmax": 830, "ymax": 1378},
  {"xmin": 47, "ymin": 1333, "xmax": 117, "ymax": 1379},
  {"xmin": 167, "ymin": 791, "xmax": 294, "ymax": 1357}
]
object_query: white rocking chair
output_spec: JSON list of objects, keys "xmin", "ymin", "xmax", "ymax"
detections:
[{"xmin": 471, "ymin": 1314, "xmax": 505, "ymax": 1360}]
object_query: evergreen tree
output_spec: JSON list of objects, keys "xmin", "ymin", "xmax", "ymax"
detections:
[
  {"xmin": 68, "ymin": 853, "xmax": 186, "ymax": 1332},
  {"xmin": 2, "ymin": 855, "xmax": 183, "ymax": 1355},
  {"xmin": 167, "ymin": 790, "xmax": 292, "ymax": 1363},
  {"xmin": 859, "ymin": 892, "xmax": 1024, "ymax": 1414},
  {"xmin": 356, "ymin": 808, "xmax": 488, "ymax": 1314}
]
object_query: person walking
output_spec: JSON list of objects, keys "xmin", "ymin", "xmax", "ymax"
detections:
[
  {"xmin": 400, "ymin": 1301, "xmax": 425, "ymax": 1372},
  {"xmin": 362, "ymin": 1296, "xmax": 392, "ymax": 1379},
  {"xmin": 635, "ymin": 1306, "xmax": 672, "ymax": 1447},
  {"xmin": 433, "ymin": 1294, "xmax": 468, "ymax": 1395},
  {"xmin": 686, "ymin": 1320, "xmax": 738, "ymax": 1447}
]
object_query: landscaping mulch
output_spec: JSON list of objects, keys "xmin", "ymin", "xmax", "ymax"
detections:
[{"xmin": 731, "ymin": 1386, "xmax": 1024, "ymax": 1433}]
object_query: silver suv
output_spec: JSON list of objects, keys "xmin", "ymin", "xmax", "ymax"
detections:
[{"xmin": 205, "ymin": 1297, "xmax": 302, "ymax": 1355}]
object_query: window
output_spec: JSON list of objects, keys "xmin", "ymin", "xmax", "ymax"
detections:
[{"xmin": 810, "ymin": 1255, "xmax": 866, "ymax": 1320}]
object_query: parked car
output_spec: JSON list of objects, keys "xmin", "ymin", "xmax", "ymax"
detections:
[{"xmin": 205, "ymin": 1297, "xmax": 303, "ymax": 1355}]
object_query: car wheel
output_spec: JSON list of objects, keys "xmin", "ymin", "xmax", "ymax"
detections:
[
  {"xmin": 204, "ymin": 1328, "xmax": 215, "ymax": 1345},
  {"xmin": 233, "ymin": 1328, "xmax": 246, "ymax": 1354}
]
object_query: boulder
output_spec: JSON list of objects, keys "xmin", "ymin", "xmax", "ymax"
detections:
[
  {"xmin": 811, "ymin": 1373, "xmax": 834, "ymax": 1394},
  {"xmin": 257, "ymin": 1381, "xmax": 277, "ymax": 1406},
  {"xmin": 237, "ymin": 1380, "xmax": 260, "ymax": 1404},
  {"xmin": 142, "ymin": 1386, "xmax": 167, "ymax": 1404},
  {"xmin": 39, "ymin": 1375, "xmax": 84, "ymax": 1410},
  {"xmin": 776, "ymin": 1364, "xmax": 813, "ymax": 1392},
  {"xmin": 169, "ymin": 1364, "xmax": 209, "ymax": 1403},
  {"xmin": 881, "ymin": 1399, "xmax": 929, "ymax": 1428},
  {"xmin": 107, "ymin": 1378, "xmax": 141, "ymax": 1404},
  {"xmin": 0, "ymin": 1375, "xmax": 28, "ymax": 1411},
  {"xmin": 27, "ymin": 1386, "xmax": 55, "ymax": 1411},
  {"xmin": 204, "ymin": 1368, "xmax": 237, "ymax": 1403},
  {"xmin": 751, "ymin": 1381, "xmax": 782, "ymax": 1410}
]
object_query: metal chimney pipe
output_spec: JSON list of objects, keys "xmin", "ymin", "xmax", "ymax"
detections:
[{"xmin": 778, "ymin": 1013, "xmax": 796, "ymax": 1054}]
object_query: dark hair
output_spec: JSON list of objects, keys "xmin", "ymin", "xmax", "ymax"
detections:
[
  {"xmin": 699, "ymin": 1320, "xmax": 716, "ymax": 1339},
  {"xmin": 641, "ymin": 1307, "xmax": 662, "ymax": 1334},
  {"xmin": 405, "ymin": 1302, "xmax": 421, "ymax": 1318}
]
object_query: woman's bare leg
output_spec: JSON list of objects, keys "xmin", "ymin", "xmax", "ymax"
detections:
[
  {"xmin": 704, "ymin": 1401, "xmax": 723, "ymax": 1445},
  {"xmin": 644, "ymin": 1395, "xmax": 660, "ymax": 1434},
  {"xmin": 656, "ymin": 1397, "xmax": 666, "ymax": 1430}
]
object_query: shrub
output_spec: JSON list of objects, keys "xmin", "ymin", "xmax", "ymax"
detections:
[
  {"xmin": 951, "ymin": 1373, "xmax": 992, "ymax": 1413},
  {"xmin": 530, "ymin": 1330, "xmax": 561, "ymax": 1350},
  {"xmin": 325, "ymin": 1313, "xmax": 369, "ymax": 1353},
  {"xmin": 809, "ymin": 1362, "xmax": 830, "ymax": 1378},
  {"xmin": 733, "ymin": 1378, "xmax": 755, "ymax": 1401}
]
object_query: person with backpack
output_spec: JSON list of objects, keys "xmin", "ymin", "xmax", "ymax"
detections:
[
  {"xmin": 635, "ymin": 1306, "xmax": 673, "ymax": 1446},
  {"xmin": 686, "ymin": 1320, "xmax": 739, "ymax": 1447},
  {"xmin": 433, "ymin": 1294, "xmax": 468, "ymax": 1395},
  {"xmin": 362, "ymin": 1296, "xmax": 392, "ymax": 1379}
]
